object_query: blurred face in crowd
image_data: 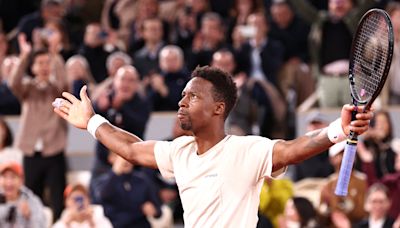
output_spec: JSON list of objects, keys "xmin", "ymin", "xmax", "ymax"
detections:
[
  {"xmin": 372, "ymin": 112, "xmax": 391, "ymax": 140},
  {"xmin": 365, "ymin": 189, "xmax": 391, "ymax": 220},
  {"xmin": 159, "ymin": 47, "xmax": 183, "ymax": 73},
  {"xmin": 247, "ymin": 13, "xmax": 268, "ymax": 40},
  {"xmin": 66, "ymin": 188, "xmax": 90, "ymax": 212},
  {"xmin": 186, "ymin": 0, "xmax": 208, "ymax": 14},
  {"xmin": 0, "ymin": 170, "xmax": 23, "ymax": 201},
  {"xmin": 211, "ymin": 51, "xmax": 236, "ymax": 74},
  {"xmin": 270, "ymin": 2, "xmax": 294, "ymax": 29},
  {"xmin": 284, "ymin": 199, "xmax": 301, "ymax": 223},
  {"xmin": 32, "ymin": 53, "xmax": 51, "ymax": 81},
  {"xmin": 201, "ymin": 17, "xmax": 224, "ymax": 45},
  {"xmin": 137, "ymin": 0, "xmax": 159, "ymax": 19},
  {"xmin": 113, "ymin": 66, "xmax": 140, "ymax": 100},
  {"xmin": 142, "ymin": 19, "xmax": 163, "ymax": 44},
  {"xmin": 236, "ymin": 0, "xmax": 253, "ymax": 15},
  {"xmin": 66, "ymin": 57, "xmax": 87, "ymax": 79},
  {"xmin": 84, "ymin": 24, "xmax": 104, "ymax": 48},
  {"xmin": 329, "ymin": 0, "xmax": 354, "ymax": 19},
  {"xmin": 43, "ymin": 21, "xmax": 64, "ymax": 47},
  {"xmin": 108, "ymin": 57, "xmax": 129, "ymax": 77},
  {"xmin": 42, "ymin": 2, "xmax": 65, "ymax": 22}
]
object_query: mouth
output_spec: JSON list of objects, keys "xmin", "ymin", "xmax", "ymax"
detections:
[{"xmin": 177, "ymin": 110, "xmax": 187, "ymax": 119}]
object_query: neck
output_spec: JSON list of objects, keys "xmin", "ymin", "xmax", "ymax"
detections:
[{"xmin": 194, "ymin": 124, "xmax": 226, "ymax": 155}]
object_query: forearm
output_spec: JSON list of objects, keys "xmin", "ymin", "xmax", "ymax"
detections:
[
  {"xmin": 94, "ymin": 122, "xmax": 158, "ymax": 168},
  {"xmin": 51, "ymin": 54, "xmax": 68, "ymax": 92},
  {"xmin": 8, "ymin": 55, "xmax": 29, "ymax": 97}
]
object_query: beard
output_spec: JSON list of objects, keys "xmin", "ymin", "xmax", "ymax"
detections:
[{"xmin": 179, "ymin": 116, "xmax": 192, "ymax": 131}]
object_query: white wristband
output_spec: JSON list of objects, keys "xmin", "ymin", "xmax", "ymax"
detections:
[
  {"xmin": 327, "ymin": 118, "xmax": 347, "ymax": 143},
  {"xmin": 87, "ymin": 114, "xmax": 109, "ymax": 139}
]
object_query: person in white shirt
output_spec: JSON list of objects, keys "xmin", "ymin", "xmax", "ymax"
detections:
[{"xmin": 52, "ymin": 66, "xmax": 373, "ymax": 227}]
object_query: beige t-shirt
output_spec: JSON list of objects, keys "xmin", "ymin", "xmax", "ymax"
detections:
[{"xmin": 154, "ymin": 135, "xmax": 285, "ymax": 228}]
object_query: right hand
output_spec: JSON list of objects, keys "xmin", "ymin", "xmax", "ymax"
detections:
[
  {"xmin": 53, "ymin": 85, "xmax": 95, "ymax": 129},
  {"xmin": 18, "ymin": 33, "xmax": 32, "ymax": 58}
]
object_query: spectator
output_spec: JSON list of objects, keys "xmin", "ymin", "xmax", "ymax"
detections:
[
  {"xmin": 289, "ymin": 0, "xmax": 376, "ymax": 107},
  {"xmin": 277, "ymin": 196, "xmax": 320, "ymax": 228},
  {"xmin": 147, "ymin": 45, "xmax": 189, "ymax": 111},
  {"xmin": 0, "ymin": 55, "xmax": 21, "ymax": 115},
  {"xmin": 319, "ymin": 141, "xmax": 367, "ymax": 225},
  {"xmin": 293, "ymin": 112, "xmax": 334, "ymax": 181},
  {"xmin": 79, "ymin": 23, "xmax": 116, "ymax": 83},
  {"xmin": 187, "ymin": 12, "xmax": 227, "ymax": 70},
  {"xmin": 355, "ymin": 183, "xmax": 395, "ymax": 228},
  {"xmin": 94, "ymin": 154, "xmax": 162, "ymax": 228},
  {"xmin": 90, "ymin": 65, "xmax": 150, "ymax": 201},
  {"xmin": 133, "ymin": 17, "xmax": 165, "ymax": 79},
  {"xmin": 91, "ymin": 51, "xmax": 133, "ymax": 101},
  {"xmin": 356, "ymin": 110, "xmax": 396, "ymax": 179},
  {"xmin": 16, "ymin": 0, "xmax": 66, "ymax": 43},
  {"xmin": 32, "ymin": 20, "xmax": 75, "ymax": 61},
  {"xmin": 235, "ymin": 12, "xmax": 284, "ymax": 87},
  {"xmin": 8, "ymin": 34, "xmax": 68, "ymax": 220},
  {"xmin": 0, "ymin": 162, "xmax": 46, "ymax": 228},
  {"xmin": 0, "ymin": 118, "xmax": 22, "ymax": 165},
  {"xmin": 52, "ymin": 183, "xmax": 113, "ymax": 228},
  {"xmin": 211, "ymin": 49, "xmax": 259, "ymax": 135},
  {"xmin": 65, "ymin": 55, "xmax": 95, "ymax": 98},
  {"xmin": 357, "ymin": 138, "xmax": 400, "ymax": 219}
]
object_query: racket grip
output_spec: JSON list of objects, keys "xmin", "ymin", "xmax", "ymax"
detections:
[{"xmin": 334, "ymin": 141, "xmax": 357, "ymax": 196}]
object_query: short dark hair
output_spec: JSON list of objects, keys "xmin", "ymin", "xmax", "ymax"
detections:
[{"xmin": 191, "ymin": 66, "xmax": 237, "ymax": 119}]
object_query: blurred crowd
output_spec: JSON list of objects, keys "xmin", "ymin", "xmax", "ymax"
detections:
[{"xmin": 0, "ymin": 0, "xmax": 400, "ymax": 227}]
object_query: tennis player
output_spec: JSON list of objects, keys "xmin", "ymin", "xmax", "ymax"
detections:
[{"xmin": 53, "ymin": 66, "xmax": 373, "ymax": 227}]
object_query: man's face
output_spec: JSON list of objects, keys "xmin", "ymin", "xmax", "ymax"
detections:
[
  {"xmin": 0, "ymin": 171, "xmax": 23, "ymax": 199},
  {"xmin": 178, "ymin": 78, "xmax": 217, "ymax": 131},
  {"xmin": 113, "ymin": 69, "xmax": 139, "ymax": 99},
  {"xmin": 247, "ymin": 14, "xmax": 268, "ymax": 39},
  {"xmin": 143, "ymin": 20, "xmax": 163, "ymax": 44},
  {"xmin": 329, "ymin": 0, "xmax": 353, "ymax": 19},
  {"xmin": 160, "ymin": 50, "xmax": 182, "ymax": 73},
  {"xmin": 211, "ymin": 52, "xmax": 235, "ymax": 74},
  {"xmin": 201, "ymin": 19, "xmax": 223, "ymax": 43},
  {"xmin": 32, "ymin": 53, "xmax": 51, "ymax": 80}
]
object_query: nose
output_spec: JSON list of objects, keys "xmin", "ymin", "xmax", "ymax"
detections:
[{"xmin": 178, "ymin": 95, "xmax": 188, "ymax": 108}]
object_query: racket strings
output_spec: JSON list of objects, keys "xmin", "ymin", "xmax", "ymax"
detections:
[{"xmin": 352, "ymin": 13, "xmax": 389, "ymax": 103}]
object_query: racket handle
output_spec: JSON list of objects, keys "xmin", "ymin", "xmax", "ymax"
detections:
[{"xmin": 335, "ymin": 141, "xmax": 357, "ymax": 196}]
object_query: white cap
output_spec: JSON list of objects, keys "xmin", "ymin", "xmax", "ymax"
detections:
[{"xmin": 329, "ymin": 141, "xmax": 346, "ymax": 157}]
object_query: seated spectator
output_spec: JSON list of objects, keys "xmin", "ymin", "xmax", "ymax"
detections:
[
  {"xmin": 357, "ymin": 138, "xmax": 400, "ymax": 219},
  {"xmin": 187, "ymin": 12, "xmax": 227, "ymax": 70},
  {"xmin": 147, "ymin": 45, "xmax": 189, "ymax": 111},
  {"xmin": 0, "ymin": 55, "xmax": 20, "ymax": 115},
  {"xmin": 52, "ymin": 183, "xmax": 113, "ymax": 228},
  {"xmin": 356, "ymin": 110, "xmax": 396, "ymax": 179},
  {"xmin": 133, "ymin": 17, "xmax": 166, "ymax": 79},
  {"xmin": 93, "ymin": 154, "xmax": 162, "ymax": 228},
  {"xmin": 90, "ymin": 66, "xmax": 150, "ymax": 201},
  {"xmin": 355, "ymin": 183, "xmax": 395, "ymax": 228},
  {"xmin": 277, "ymin": 196, "xmax": 320, "ymax": 228},
  {"xmin": 0, "ymin": 118, "xmax": 22, "ymax": 165},
  {"xmin": 320, "ymin": 141, "xmax": 367, "ymax": 225},
  {"xmin": 79, "ymin": 23, "xmax": 117, "ymax": 83},
  {"xmin": 0, "ymin": 162, "xmax": 46, "ymax": 228},
  {"xmin": 91, "ymin": 51, "xmax": 132, "ymax": 101},
  {"xmin": 16, "ymin": 0, "xmax": 66, "ymax": 43},
  {"xmin": 65, "ymin": 55, "xmax": 95, "ymax": 98},
  {"xmin": 31, "ymin": 20, "xmax": 75, "ymax": 61},
  {"xmin": 293, "ymin": 112, "xmax": 334, "ymax": 181}
]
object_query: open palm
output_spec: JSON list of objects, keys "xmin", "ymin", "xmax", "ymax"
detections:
[{"xmin": 53, "ymin": 86, "xmax": 95, "ymax": 129}]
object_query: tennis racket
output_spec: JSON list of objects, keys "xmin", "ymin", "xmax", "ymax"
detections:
[{"xmin": 335, "ymin": 8, "xmax": 394, "ymax": 196}]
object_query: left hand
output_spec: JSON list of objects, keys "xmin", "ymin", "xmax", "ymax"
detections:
[{"xmin": 340, "ymin": 104, "xmax": 373, "ymax": 136}]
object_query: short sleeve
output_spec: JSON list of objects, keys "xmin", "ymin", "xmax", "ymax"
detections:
[{"xmin": 154, "ymin": 141, "xmax": 175, "ymax": 178}]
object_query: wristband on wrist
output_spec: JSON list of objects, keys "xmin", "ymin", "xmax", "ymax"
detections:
[
  {"xmin": 327, "ymin": 118, "xmax": 347, "ymax": 143},
  {"xmin": 87, "ymin": 114, "xmax": 109, "ymax": 139}
]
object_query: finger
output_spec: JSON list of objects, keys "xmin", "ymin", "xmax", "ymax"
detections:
[
  {"xmin": 59, "ymin": 105, "xmax": 69, "ymax": 114},
  {"xmin": 54, "ymin": 108, "xmax": 69, "ymax": 120},
  {"xmin": 80, "ymin": 85, "xmax": 91, "ymax": 104},
  {"xmin": 62, "ymin": 92, "xmax": 80, "ymax": 104}
]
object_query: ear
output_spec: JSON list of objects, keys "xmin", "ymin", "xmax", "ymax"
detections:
[{"xmin": 214, "ymin": 102, "xmax": 225, "ymax": 116}]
